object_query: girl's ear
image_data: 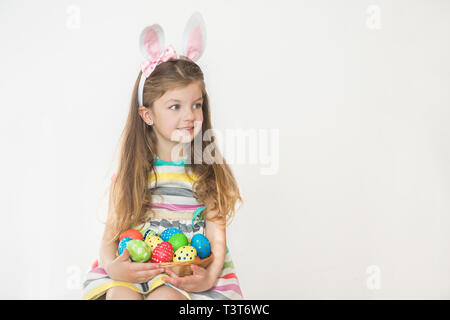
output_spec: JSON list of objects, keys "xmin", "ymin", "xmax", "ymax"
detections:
[
  {"xmin": 139, "ymin": 24, "xmax": 165, "ymax": 60},
  {"xmin": 181, "ymin": 12, "xmax": 207, "ymax": 61}
]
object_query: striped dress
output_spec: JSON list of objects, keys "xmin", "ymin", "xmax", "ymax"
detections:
[{"xmin": 82, "ymin": 156, "xmax": 243, "ymax": 300}]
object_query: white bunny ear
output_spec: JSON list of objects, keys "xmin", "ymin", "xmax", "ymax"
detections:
[
  {"xmin": 181, "ymin": 12, "xmax": 207, "ymax": 61},
  {"xmin": 139, "ymin": 24, "xmax": 165, "ymax": 60}
]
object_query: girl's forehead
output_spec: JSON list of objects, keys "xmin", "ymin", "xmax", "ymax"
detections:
[{"xmin": 160, "ymin": 82, "xmax": 203, "ymax": 101}]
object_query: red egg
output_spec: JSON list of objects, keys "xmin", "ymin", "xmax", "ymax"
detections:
[
  {"xmin": 119, "ymin": 229, "xmax": 143, "ymax": 242},
  {"xmin": 150, "ymin": 242, "xmax": 174, "ymax": 263}
]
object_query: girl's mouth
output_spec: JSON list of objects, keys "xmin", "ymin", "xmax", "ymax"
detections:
[{"xmin": 177, "ymin": 127, "xmax": 194, "ymax": 133}]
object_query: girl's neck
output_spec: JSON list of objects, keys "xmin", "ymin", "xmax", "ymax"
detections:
[
  {"xmin": 157, "ymin": 155, "xmax": 187, "ymax": 162},
  {"xmin": 156, "ymin": 143, "xmax": 189, "ymax": 162}
]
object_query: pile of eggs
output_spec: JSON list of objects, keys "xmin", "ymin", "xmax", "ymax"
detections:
[{"xmin": 118, "ymin": 227, "xmax": 211, "ymax": 264}]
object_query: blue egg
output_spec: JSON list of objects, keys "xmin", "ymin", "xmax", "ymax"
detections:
[
  {"xmin": 118, "ymin": 237, "xmax": 132, "ymax": 255},
  {"xmin": 161, "ymin": 227, "xmax": 182, "ymax": 242},
  {"xmin": 191, "ymin": 234, "xmax": 211, "ymax": 259}
]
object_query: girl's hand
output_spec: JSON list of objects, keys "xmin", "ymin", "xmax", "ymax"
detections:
[
  {"xmin": 105, "ymin": 249, "xmax": 165, "ymax": 283},
  {"xmin": 162, "ymin": 265, "xmax": 214, "ymax": 292}
]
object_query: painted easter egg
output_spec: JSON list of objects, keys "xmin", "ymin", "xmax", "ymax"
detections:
[
  {"xmin": 168, "ymin": 233, "xmax": 189, "ymax": 252},
  {"xmin": 190, "ymin": 234, "xmax": 211, "ymax": 259},
  {"xmin": 150, "ymin": 242, "xmax": 174, "ymax": 263},
  {"xmin": 160, "ymin": 227, "xmax": 182, "ymax": 242},
  {"xmin": 118, "ymin": 237, "xmax": 132, "ymax": 255},
  {"xmin": 127, "ymin": 239, "xmax": 151, "ymax": 263},
  {"xmin": 145, "ymin": 235, "xmax": 163, "ymax": 252},
  {"xmin": 119, "ymin": 229, "xmax": 143, "ymax": 242},
  {"xmin": 140, "ymin": 228, "xmax": 147, "ymax": 238},
  {"xmin": 142, "ymin": 228, "xmax": 159, "ymax": 240},
  {"xmin": 173, "ymin": 246, "xmax": 197, "ymax": 262}
]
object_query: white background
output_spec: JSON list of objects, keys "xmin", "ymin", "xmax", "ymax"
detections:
[{"xmin": 0, "ymin": 0, "xmax": 449, "ymax": 299}]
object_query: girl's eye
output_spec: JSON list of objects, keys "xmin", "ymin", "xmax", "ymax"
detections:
[{"xmin": 169, "ymin": 103, "xmax": 202, "ymax": 111}]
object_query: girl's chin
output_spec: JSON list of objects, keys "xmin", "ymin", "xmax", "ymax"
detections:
[{"xmin": 171, "ymin": 132, "xmax": 194, "ymax": 143}]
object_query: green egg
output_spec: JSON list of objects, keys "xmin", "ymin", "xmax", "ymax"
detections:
[
  {"xmin": 168, "ymin": 233, "xmax": 189, "ymax": 252},
  {"xmin": 127, "ymin": 239, "xmax": 151, "ymax": 263}
]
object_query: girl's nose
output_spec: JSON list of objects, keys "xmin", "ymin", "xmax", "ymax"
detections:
[{"xmin": 182, "ymin": 107, "xmax": 195, "ymax": 120}]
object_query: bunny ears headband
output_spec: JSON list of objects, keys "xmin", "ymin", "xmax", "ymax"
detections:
[{"xmin": 137, "ymin": 12, "xmax": 207, "ymax": 107}]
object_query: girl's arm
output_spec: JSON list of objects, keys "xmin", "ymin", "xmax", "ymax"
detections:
[
  {"xmin": 98, "ymin": 175, "xmax": 166, "ymax": 283},
  {"xmin": 98, "ymin": 225, "xmax": 118, "ymax": 270},
  {"xmin": 204, "ymin": 209, "xmax": 227, "ymax": 288},
  {"xmin": 98, "ymin": 180, "xmax": 119, "ymax": 269}
]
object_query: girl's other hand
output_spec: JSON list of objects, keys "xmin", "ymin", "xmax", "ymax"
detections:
[
  {"xmin": 104, "ymin": 249, "xmax": 165, "ymax": 283},
  {"xmin": 162, "ymin": 264, "xmax": 213, "ymax": 292}
]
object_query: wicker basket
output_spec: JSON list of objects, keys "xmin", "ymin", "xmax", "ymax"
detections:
[
  {"xmin": 115, "ymin": 250, "xmax": 214, "ymax": 277},
  {"xmin": 159, "ymin": 253, "xmax": 214, "ymax": 277}
]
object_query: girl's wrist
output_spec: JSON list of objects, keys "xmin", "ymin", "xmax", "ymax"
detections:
[
  {"xmin": 206, "ymin": 268, "xmax": 218, "ymax": 290},
  {"xmin": 103, "ymin": 259, "xmax": 114, "ymax": 275},
  {"xmin": 103, "ymin": 261, "xmax": 110, "ymax": 275}
]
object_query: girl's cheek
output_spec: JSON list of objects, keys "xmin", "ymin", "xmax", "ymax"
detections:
[{"xmin": 161, "ymin": 114, "xmax": 178, "ymax": 129}]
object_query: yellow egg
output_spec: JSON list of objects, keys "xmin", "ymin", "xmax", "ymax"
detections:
[
  {"xmin": 173, "ymin": 246, "xmax": 197, "ymax": 262},
  {"xmin": 145, "ymin": 235, "xmax": 163, "ymax": 252}
]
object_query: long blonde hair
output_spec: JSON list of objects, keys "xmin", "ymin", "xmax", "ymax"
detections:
[{"xmin": 107, "ymin": 57, "xmax": 243, "ymax": 243}]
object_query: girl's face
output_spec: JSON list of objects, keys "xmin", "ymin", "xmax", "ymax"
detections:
[{"xmin": 140, "ymin": 82, "xmax": 204, "ymax": 152}]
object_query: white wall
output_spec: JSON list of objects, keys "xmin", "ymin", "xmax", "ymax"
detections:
[{"xmin": 0, "ymin": 0, "xmax": 449, "ymax": 299}]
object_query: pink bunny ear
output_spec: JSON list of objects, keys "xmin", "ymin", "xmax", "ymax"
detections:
[
  {"xmin": 139, "ymin": 24, "xmax": 165, "ymax": 60},
  {"xmin": 181, "ymin": 12, "xmax": 207, "ymax": 61}
]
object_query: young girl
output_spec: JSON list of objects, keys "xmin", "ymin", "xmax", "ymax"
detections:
[{"xmin": 82, "ymin": 13, "xmax": 244, "ymax": 300}]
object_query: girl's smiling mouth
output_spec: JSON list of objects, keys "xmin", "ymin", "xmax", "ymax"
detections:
[{"xmin": 177, "ymin": 126, "xmax": 194, "ymax": 133}]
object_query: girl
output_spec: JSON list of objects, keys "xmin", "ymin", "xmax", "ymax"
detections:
[{"xmin": 82, "ymin": 13, "xmax": 244, "ymax": 300}]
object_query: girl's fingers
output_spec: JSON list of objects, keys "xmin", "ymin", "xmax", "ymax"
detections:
[
  {"xmin": 166, "ymin": 277, "xmax": 182, "ymax": 288},
  {"xmin": 162, "ymin": 268, "xmax": 182, "ymax": 287},
  {"xmin": 137, "ymin": 268, "xmax": 164, "ymax": 277},
  {"xmin": 163, "ymin": 267, "xmax": 178, "ymax": 278},
  {"xmin": 191, "ymin": 264, "xmax": 202, "ymax": 274},
  {"xmin": 131, "ymin": 262, "xmax": 162, "ymax": 271},
  {"xmin": 118, "ymin": 249, "xmax": 130, "ymax": 261},
  {"xmin": 191, "ymin": 264, "xmax": 207, "ymax": 277},
  {"xmin": 136, "ymin": 269, "xmax": 165, "ymax": 282}
]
